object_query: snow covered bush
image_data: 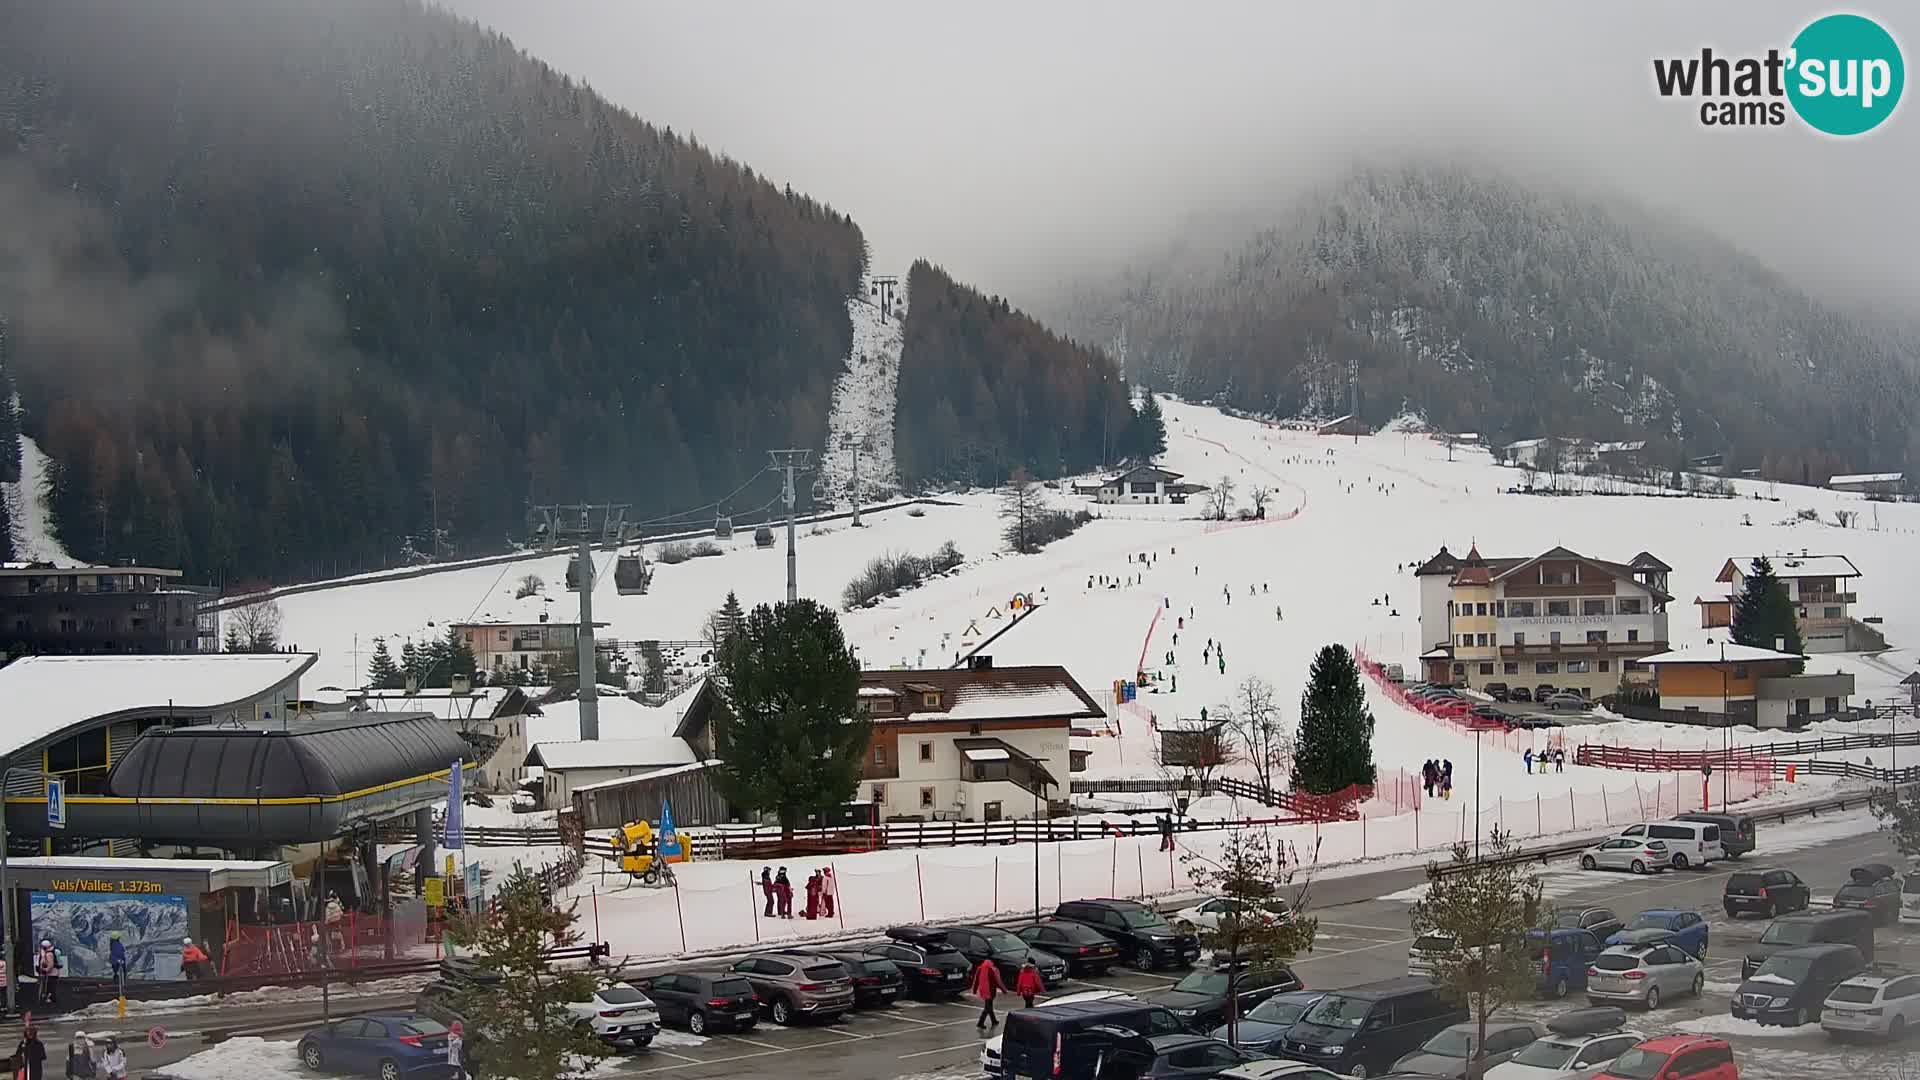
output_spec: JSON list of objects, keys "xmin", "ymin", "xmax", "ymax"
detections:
[
  {"xmin": 842, "ymin": 541, "xmax": 965, "ymax": 609},
  {"xmin": 656, "ymin": 539, "xmax": 722, "ymax": 564}
]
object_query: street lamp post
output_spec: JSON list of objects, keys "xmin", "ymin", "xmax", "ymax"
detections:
[
  {"xmin": 1033, "ymin": 780, "xmax": 1048, "ymax": 920},
  {"xmin": 1473, "ymin": 726, "xmax": 1483, "ymax": 861},
  {"xmin": 1720, "ymin": 641, "xmax": 1729, "ymax": 810}
]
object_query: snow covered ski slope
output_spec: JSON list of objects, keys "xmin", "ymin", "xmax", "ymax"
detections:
[
  {"xmin": 279, "ymin": 397, "xmax": 1920, "ymax": 797},
  {"xmin": 818, "ymin": 276, "xmax": 907, "ymax": 507}
]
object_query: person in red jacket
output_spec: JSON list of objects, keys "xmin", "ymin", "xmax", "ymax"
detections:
[
  {"xmin": 971, "ymin": 956, "xmax": 1006, "ymax": 1030},
  {"xmin": 180, "ymin": 938, "xmax": 211, "ymax": 980},
  {"xmin": 1014, "ymin": 958, "xmax": 1045, "ymax": 1009}
]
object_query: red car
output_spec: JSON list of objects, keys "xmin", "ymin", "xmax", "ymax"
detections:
[{"xmin": 1596, "ymin": 1034, "xmax": 1737, "ymax": 1080}]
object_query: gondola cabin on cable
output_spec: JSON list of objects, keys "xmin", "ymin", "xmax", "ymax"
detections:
[
  {"xmin": 713, "ymin": 514, "xmax": 733, "ymax": 539},
  {"xmin": 753, "ymin": 524, "xmax": 775, "ymax": 549},
  {"xmin": 565, "ymin": 554, "xmax": 588, "ymax": 591},
  {"xmin": 615, "ymin": 552, "xmax": 652, "ymax": 595}
]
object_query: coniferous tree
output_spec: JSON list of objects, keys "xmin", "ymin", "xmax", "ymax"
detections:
[
  {"xmin": 400, "ymin": 640, "xmax": 426, "ymax": 689},
  {"xmin": 711, "ymin": 599, "xmax": 866, "ymax": 835},
  {"xmin": 1730, "ymin": 556, "xmax": 1805, "ymax": 672},
  {"xmin": 442, "ymin": 625, "xmax": 478, "ymax": 686},
  {"xmin": 1292, "ymin": 644, "xmax": 1377, "ymax": 794},
  {"xmin": 366, "ymin": 638, "xmax": 403, "ymax": 690},
  {"xmin": 445, "ymin": 868, "xmax": 610, "ymax": 1080},
  {"xmin": 1128, "ymin": 394, "xmax": 1168, "ymax": 460}
]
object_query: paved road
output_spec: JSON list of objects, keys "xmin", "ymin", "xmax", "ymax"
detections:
[{"xmin": 9, "ymin": 814, "xmax": 1913, "ymax": 1079}]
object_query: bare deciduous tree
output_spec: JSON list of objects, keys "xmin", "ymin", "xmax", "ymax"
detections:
[
  {"xmin": 1206, "ymin": 475, "xmax": 1237, "ymax": 521},
  {"xmin": 1219, "ymin": 676, "xmax": 1291, "ymax": 797},
  {"xmin": 1157, "ymin": 718, "xmax": 1238, "ymax": 799},
  {"xmin": 514, "ymin": 573, "xmax": 545, "ymax": 599},
  {"xmin": 1000, "ymin": 467, "xmax": 1045, "ymax": 553},
  {"xmin": 224, "ymin": 599, "xmax": 283, "ymax": 653},
  {"xmin": 1247, "ymin": 485, "xmax": 1272, "ymax": 518}
]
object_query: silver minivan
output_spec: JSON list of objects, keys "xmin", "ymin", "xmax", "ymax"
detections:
[{"xmin": 1616, "ymin": 820, "xmax": 1722, "ymax": 870}]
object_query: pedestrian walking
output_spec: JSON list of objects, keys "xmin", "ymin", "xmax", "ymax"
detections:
[
  {"xmin": 1441, "ymin": 760, "xmax": 1454, "ymax": 800},
  {"xmin": 107, "ymin": 932, "xmax": 127, "ymax": 990},
  {"xmin": 1157, "ymin": 814, "xmax": 1175, "ymax": 852},
  {"xmin": 446, "ymin": 1027, "xmax": 466, "ymax": 1080},
  {"xmin": 15, "ymin": 1029, "xmax": 45, "ymax": 1080},
  {"xmin": 971, "ymin": 956, "xmax": 1006, "ymax": 1029},
  {"xmin": 775, "ymin": 867, "xmax": 794, "ymax": 918},
  {"xmin": 1523, "ymin": 748, "xmax": 1534, "ymax": 774},
  {"xmin": 1556, "ymin": 748, "xmax": 1566, "ymax": 773},
  {"xmin": 1218, "ymin": 655, "xmax": 1225, "ymax": 674},
  {"xmin": 820, "ymin": 868, "xmax": 837, "ymax": 918},
  {"xmin": 760, "ymin": 867, "xmax": 775, "ymax": 916},
  {"xmin": 94, "ymin": 1041, "xmax": 124, "ymax": 1080},
  {"xmin": 61, "ymin": 1034, "xmax": 91, "ymax": 1080},
  {"xmin": 1015, "ymin": 959, "xmax": 1044, "ymax": 1009},
  {"xmin": 804, "ymin": 871, "xmax": 822, "ymax": 919},
  {"xmin": 180, "ymin": 937, "xmax": 210, "ymax": 981}
]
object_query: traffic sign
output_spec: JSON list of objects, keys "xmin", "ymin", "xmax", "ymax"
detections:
[
  {"xmin": 46, "ymin": 778, "xmax": 65, "ymax": 830},
  {"xmin": 424, "ymin": 877, "xmax": 445, "ymax": 908},
  {"xmin": 148, "ymin": 1027, "xmax": 167, "ymax": 1049}
]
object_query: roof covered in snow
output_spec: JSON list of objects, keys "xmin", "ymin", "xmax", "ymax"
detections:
[
  {"xmin": 857, "ymin": 665, "xmax": 1105, "ymax": 725},
  {"xmin": 1829, "ymin": 472, "xmax": 1904, "ymax": 486},
  {"xmin": 1716, "ymin": 554, "xmax": 1861, "ymax": 582},
  {"xmin": 1102, "ymin": 464, "xmax": 1185, "ymax": 484},
  {"xmin": 524, "ymin": 737, "xmax": 698, "ymax": 771},
  {"xmin": 358, "ymin": 686, "xmax": 525, "ymax": 720},
  {"xmin": 570, "ymin": 759, "xmax": 719, "ymax": 793},
  {"xmin": 0, "ymin": 653, "xmax": 317, "ymax": 757},
  {"xmin": 1639, "ymin": 643, "xmax": 1807, "ymax": 665}
]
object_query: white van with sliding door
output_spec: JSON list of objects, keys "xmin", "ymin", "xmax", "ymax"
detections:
[{"xmin": 1615, "ymin": 820, "xmax": 1722, "ymax": 870}]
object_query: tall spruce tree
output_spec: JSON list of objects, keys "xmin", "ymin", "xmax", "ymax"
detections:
[
  {"xmin": 366, "ymin": 638, "xmax": 402, "ymax": 690},
  {"xmin": 711, "ymin": 599, "xmax": 867, "ymax": 835},
  {"xmin": 400, "ymin": 639, "xmax": 426, "ymax": 689},
  {"xmin": 1128, "ymin": 394, "xmax": 1168, "ymax": 460},
  {"xmin": 1730, "ymin": 556, "xmax": 1805, "ymax": 672},
  {"xmin": 1292, "ymin": 644, "xmax": 1377, "ymax": 794}
]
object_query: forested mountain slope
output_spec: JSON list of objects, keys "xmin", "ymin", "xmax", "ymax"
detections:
[
  {"xmin": 896, "ymin": 262, "xmax": 1136, "ymax": 488},
  {"xmin": 1056, "ymin": 165, "xmax": 1920, "ymax": 480},
  {"xmin": 0, "ymin": 0, "xmax": 866, "ymax": 580}
]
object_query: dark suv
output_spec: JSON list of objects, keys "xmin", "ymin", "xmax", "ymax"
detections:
[
  {"xmin": 863, "ymin": 936, "xmax": 970, "ymax": 998},
  {"xmin": 639, "ymin": 970, "xmax": 759, "ymax": 1034},
  {"xmin": 1723, "ymin": 867, "xmax": 1811, "ymax": 919},
  {"xmin": 1274, "ymin": 976, "xmax": 1468, "ymax": 1076},
  {"xmin": 1732, "ymin": 943, "xmax": 1866, "ymax": 1027},
  {"xmin": 942, "ymin": 925, "xmax": 1069, "ymax": 987},
  {"xmin": 1834, "ymin": 863, "xmax": 1901, "ymax": 926},
  {"xmin": 1054, "ymin": 899, "xmax": 1201, "ymax": 972}
]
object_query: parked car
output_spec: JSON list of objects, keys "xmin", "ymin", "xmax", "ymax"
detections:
[
  {"xmin": 1272, "ymin": 976, "xmax": 1467, "ymax": 1077},
  {"xmin": 1585, "ymin": 942, "xmax": 1705, "ymax": 1011},
  {"xmin": 1723, "ymin": 868, "xmax": 1811, "ymax": 919},
  {"xmin": 798, "ymin": 949, "xmax": 904, "ymax": 1008},
  {"xmin": 562, "ymin": 981, "xmax": 660, "ymax": 1047},
  {"xmin": 1177, "ymin": 895, "xmax": 1294, "ymax": 933},
  {"xmin": 1732, "ymin": 943, "xmax": 1867, "ymax": 1026},
  {"xmin": 727, "ymin": 951, "xmax": 856, "ymax": 1025},
  {"xmin": 1017, "ymin": 919, "xmax": 1122, "ymax": 976},
  {"xmin": 1579, "ymin": 838, "xmax": 1670, "ymax": 876},
  {"xmin": 1484, "ymin": 683, "xmax": 1511, "ymax": 702},
  {"xmin": 638, "ymin": 970, "xmax": 760, "ymax": 1034},
  {"xmin": 297, "ymin": 1014, "xmax": 455, "ymax": 1080},
  {"xmin": 1822, "ymin": 970, "xmax": 1920, "ymax": 1041},
  {"xmin": 1903, "ymin": 872, "xmax": 1920, "ymax": 925},
  {"xmin": 1534, "ymin": 684, "xmax": 1558, "ymax": 700},
  {"xmin": 1553, "ymin": 908, "xmax": 1624, "ymax": 943},
  {"xmin": 1530, "ymin": 928, "xmax": 1602, "ymax": 1000},
  {"xmin": 1141, "ymin": 1033, "xmax": 1267, "ymax": 1080},
  {"xmin": 1142, "ymin": 963, "xmax": 1303, "ymax": 1033},
  {"xmin": 1592, "ymin": 1035, "xmax": 1737, "ymax": 1080},
  {"xmin": 981, "ymin": 989, "xmax": 1133, "ymax": 1078},
  {"xmin": 1833, "ymin": 864, "xmax": 1901, "ymax": 926},
  {"xmin": 1509, "ymin": 688, "xmax": 1534, "ymax": 703},
  {"xmin": 1483, "ymin": 1007, "xmax": 1643, "ymax": 1080},
  {"xmin": 1218, "ymin": 1061, "xmax": 1348, "ymax": 1080},
  {"xmin": 1606, "ymin": 910, "xmax": 1708, "ymax": 957},
  {"xmin": 1542, "ymin": 692, "xmax": 1588, "ymax": 711},
  {"xmin": 1672, "ymin": 812, "xmax": 1756, "ymax": 858},
  {"xmin": 1391, "ymin": 1021, "xmax": 1544, "ymax": 1078},
  {"xmin": 1614, "ymin": 821, "xmax": 1721, "ymax": 870},
  {"xmin": 999, "ymin": 997, "xmax": 1190, "ymax": 1080},
  {"xmin": 1054, "ymin": 898, "xmax": 1203, "ymax": 972},
  {"xmin": 1210, "ymin": 991, "xmax": 1324, "ymax": 1054},
  {"xmin": 1408, "ymin": 932, "xmax": 1459, "ymax": 979},
  {"xmin": 1742, "ymin": 910, "xmax": 1875, "ymax": 976},
  {"xmin": 404, "ymin": 987, "xmax": 492, "ymax": 1075},
  {"xmin": 942, "ymin": 924, "xmax": 1069, "ymax": 987},
  {"xmin": 863, "ymin": 936, "xmax": 970, "ymax": 997}
]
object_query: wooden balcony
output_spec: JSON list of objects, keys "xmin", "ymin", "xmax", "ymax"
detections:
[{"xmin": 1498, "ymin": 640, "xmax": 1666, "ymax": 659}]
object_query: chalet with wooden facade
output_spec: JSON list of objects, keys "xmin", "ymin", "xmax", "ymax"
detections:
[
  {"xmin": 1415, "ymin": 545, "xmax": 1671, "ymax": 696},
  {"xmin": 1639, "ymin": 643, "xmax": 1855, "ymax": 728},
  {"xmin": 1696, "ymin": 554, "xmax": 1879, "ymax": 653},
  {"xmin": 1096, "ymin": 465, "xmax": 1188, "ymax": 505}
]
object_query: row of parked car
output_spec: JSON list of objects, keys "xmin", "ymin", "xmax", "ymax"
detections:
[
  {"xmin": 1400, "ymin": 683, "xmax": 1569, "ymax": 731},
  {"xmin": 995, "ymin": 978, "xmax": 1741, "ymax": 1080}
]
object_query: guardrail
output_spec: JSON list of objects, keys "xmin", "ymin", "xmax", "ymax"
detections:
[
  {"xmin": 1430, "ymin": 792, "xmax": 1879, "ymax": 877},
  {"xmin": 1575, "ymin": 744, "xmax": 1920, "ymax": 785}
]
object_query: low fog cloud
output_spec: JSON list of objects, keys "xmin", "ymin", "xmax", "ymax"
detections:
[{"xmin": 447, "ymin": 0, "xmax": 1916, "ymax": 312}]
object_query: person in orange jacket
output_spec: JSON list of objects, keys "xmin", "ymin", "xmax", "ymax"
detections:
[
  {"xmin": 1014, "ymin": 958, "xmax": 1045, "ymax": 1009},
  {"xmin": 180, "ymin": 938, "xmax": 211, "ymax": 980},
  {"xmin": 970, "ymin": 956, "xmax": 1006, "ymax": 1030}
]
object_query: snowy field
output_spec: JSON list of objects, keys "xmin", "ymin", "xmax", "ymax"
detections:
[{"xmin": 270, "ymin": 397, "xmax": 1920, "ymax": 960}]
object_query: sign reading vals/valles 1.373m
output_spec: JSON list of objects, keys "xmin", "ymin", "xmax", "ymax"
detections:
[{"xmin": 48, "ymin": 878, "xmax": 169, "ymax": 894}]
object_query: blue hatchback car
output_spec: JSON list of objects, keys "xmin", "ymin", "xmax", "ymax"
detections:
[
  {"xmin": 1527, "ymin": 928, "xmax": 1602, "ymax": 999},
  {"xmin": 298, "ymin": 1014, "xmax": 456, "ymax": 1080},
  {"xmin": 1606, "ymin": 909, "xmax": 1709, "ymax": 956},
  {"xmin": 1207, "ymin": 990, "xmax": 1323, "ymax": 1053}
]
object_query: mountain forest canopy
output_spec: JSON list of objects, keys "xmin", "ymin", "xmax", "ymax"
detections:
[
  {"xmin": 895, "ymin": 261, "xmax": 1138, "ymax": 488},
  {"xmin": 0, "ymin": 0, "xmax": 866, "ymax": 579},
  {"xmin": 1055, "ymin": 164, "xmax": 1920, "ymax": 483}
]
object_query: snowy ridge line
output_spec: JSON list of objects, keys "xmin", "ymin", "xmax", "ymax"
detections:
[{"xmin": 207, "ymin": 497, "xmax": 960, "ymax": 611}]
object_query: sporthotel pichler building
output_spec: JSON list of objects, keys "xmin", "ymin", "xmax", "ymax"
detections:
[{"xmin": 1416, "ymin": 545, "xmax": 1672, "ymax": 696}]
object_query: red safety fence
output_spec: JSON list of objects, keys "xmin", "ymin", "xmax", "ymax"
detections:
[
  {"xmin": 1355, "ymin": 644, "xmax": 1572, "ymax": 755},
  {"xmin": 1575, "ymin": 745, "xmax": 1777, "ymax": 772},
  {"xmin": 221, "ymin": 904, "xmax": 441, "ymax": 977}
]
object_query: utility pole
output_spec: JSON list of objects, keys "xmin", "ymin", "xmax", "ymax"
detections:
[
  {"xmin": 845, "ymin": 433, "xmax": 867, "ymax": 527},
  {"xmin": 577, "ymin": 537, "xmax": 599, "ymax": 740},
  {"xmin": 769, "ymin": 450, "xmax": 813, "ymax": 603},
  {"xmin": 1349, "ymin": 360, "xmax": 1360, "ymax": 445},
  {"xmin": 871, "ymin": 275, "xmax": 900, "ymax": 320}
]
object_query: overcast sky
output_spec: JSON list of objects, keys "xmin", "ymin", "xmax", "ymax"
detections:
[{"xmin": 446, "ymin": 0, "xmax": 1916, "ymax": 312}]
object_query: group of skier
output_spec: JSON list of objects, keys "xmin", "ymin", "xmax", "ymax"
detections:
[{"xmin": 757, "ymin": 866, "xmax": 839, "ymax": 920}]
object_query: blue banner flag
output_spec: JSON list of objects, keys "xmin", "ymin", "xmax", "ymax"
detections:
[
  {"xmin": 445, "ymin": 760, "xmax": 465, "ymax": 849},
  {"xmin": 658, "ymin": 799, "xmax": 681, "ymax": 858}
]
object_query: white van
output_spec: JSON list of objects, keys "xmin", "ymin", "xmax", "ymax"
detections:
[{"xmin": 1616, "ymin": 820, "xmax": 1722, "ymax": 869}]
